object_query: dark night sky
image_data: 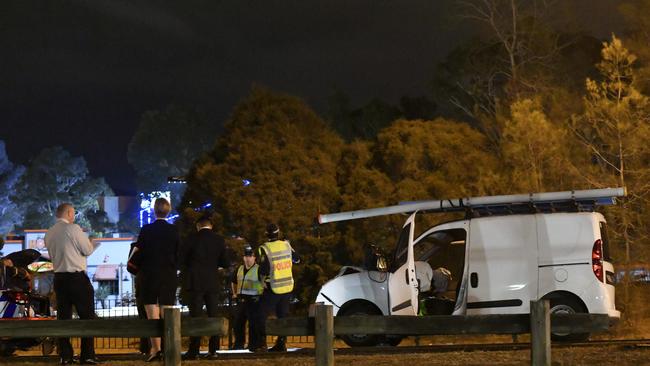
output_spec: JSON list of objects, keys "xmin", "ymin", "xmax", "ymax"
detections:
[{"xmin": 0, "ymin": 0, "xmax": 624, "ymax": 195}]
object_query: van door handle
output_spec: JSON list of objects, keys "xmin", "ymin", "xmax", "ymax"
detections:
[
  {"xmin": 470, "ymin": 272, "xmax": 479, "ymax": 288},
  {"xmin": 405, "ymin": 268, "xmax": 409, "ymax": 284}
]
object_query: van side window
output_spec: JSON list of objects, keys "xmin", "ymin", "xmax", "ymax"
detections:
[
  {"xmin": 392, "ymin": 223, "xmax": 411, "ymax": 271},
  {"xmin": 599, "ymin": 221, "xmax": 612, "ymax": 262}
]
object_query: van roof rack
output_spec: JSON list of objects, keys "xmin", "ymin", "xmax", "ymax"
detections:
[{"xmin": 318, "ymin": 187, "xmax": 626, "ymax": 224}]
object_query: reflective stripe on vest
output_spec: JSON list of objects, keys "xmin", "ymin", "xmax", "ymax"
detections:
[
  {"xmin": 237, "ymin": 264, "xmax": 263, "ymax": 296},
  {"xmin": 261, "ymin": 240, "xmax": 294, "ymax": 294}
]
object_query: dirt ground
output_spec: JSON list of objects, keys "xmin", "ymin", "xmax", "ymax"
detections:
[{"xmin": 5, "ymin": 346, "xmax": 650, "ymax": 366}]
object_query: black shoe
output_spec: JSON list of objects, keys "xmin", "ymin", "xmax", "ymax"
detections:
[
  {"xmin": 60, "ymin": 358, "xmax": 75, "ymax": 365},
  {"xmin": 181, "ymin": 352, "xmax": 200, "ymax": 361},
  {"xmin": 249, "ymin": 346, "xmax": 268, "ymax": 353},
  {"xmin": 79, "ymin": 358, "xmax": 102, "ymax": 365},
  {"xmin": 145, "ymin": 351, "xmax": 162, "ymax": 362},
  {"xmin": 268, "ymin": 343, "xmax": 287, "ymax": 352},
  {"xmin": 203, "ymin": 352, "xmax": 219, "ymax": 359}
]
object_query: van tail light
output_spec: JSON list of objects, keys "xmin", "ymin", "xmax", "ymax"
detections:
[{"xmin": 592, "ymin": 239, "xmax": 604, "ymax": 282}]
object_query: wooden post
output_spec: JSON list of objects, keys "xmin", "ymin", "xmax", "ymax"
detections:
[
  {"xmin": 530, "ymin": 300, "xmax": 551, "ymax": 366},
  {"xmin": 163, "ymin": 307, "xmax": 181, "ymax": 366},
  {"xmin": 314, "ymin": 304, "xmax": 334, "ymax": 366}
]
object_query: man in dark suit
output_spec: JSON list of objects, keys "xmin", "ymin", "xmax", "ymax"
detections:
[{"xmin": 180, "ymin": 216, "xmax": 229, "ymax": 360}]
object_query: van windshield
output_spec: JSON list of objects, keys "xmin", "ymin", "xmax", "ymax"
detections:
[{"xmin": 599, "ymin": 221, "xmax": 612, "ymax": 262}]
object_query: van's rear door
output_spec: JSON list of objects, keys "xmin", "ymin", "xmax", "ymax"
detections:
[{"xmin": 388, "ymin": 212, "xmax": 419, "ymax": 315}]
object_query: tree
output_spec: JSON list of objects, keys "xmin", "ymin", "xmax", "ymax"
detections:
[
  {"xmin": 456, "ymin": 0, "xmax": 573, "ymax": 97},
  {"xmin": 0, "ymin": 141, "xmax": 25, "ymax": 235},
  {"xmin": 183, "ymin": 87, "xmax": 345, "ymax": 306},
  {"xmin": 571, "ymin": 35, "xmax": 650, "ymax": 315},
  {"xmin": 374, "ymin": 118, "xmax": 500, "ymax": 200},
  {"xmin": 334, "ymin": 141, "xmax": 397, "ymax": 265},
  {"xmin": 326, "ymin": 92, "xmax": 402, "ymax": 141},
  {"xmin": 501, "ymin": 98, "xmax": 575, "ymax": 192},
  {"xmin": 14, "ymin": 146, "xmax": 113, "ymax": 231},
  {"xmin": 326, "ymin": 90, "xmax": 437, "ymax": 142},
  {"xmin": 86, "ymin": 210, "xmax": 116, "ymax": 236},
  {"xmin": 127, "ymin": 104, "xmax": 219, "ymax": 207},
  {"xmin": 333, "ymin": 118, "xmax": 502, "ymax": 263},
  {"xmin": 434, "ymin": 1, "xmax": 595, "ymax": 147},
  {"xmin": 619, "ymin": 0, "xmax": 650, "ymax": 94}
]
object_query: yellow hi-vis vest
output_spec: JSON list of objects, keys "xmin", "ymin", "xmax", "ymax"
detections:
[
  {"xmin": 260, "ymin": 240, "xmax": 294, "ymax": 294},
  {"xmin": 236, "ymin": 264, "xmax": 263, "ymax": 296}
]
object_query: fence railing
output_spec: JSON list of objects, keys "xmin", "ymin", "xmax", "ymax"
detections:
[
  {"xmin": 267, "ymin": 300, "xmax": 612, "ymax": 366},
  {"xmin": 0, "ymin": 300, "xmax": 612, "ymax": 366},
  {"xmin": 0, "ymin": 307, "xmax": 225, "ymax": 366}
]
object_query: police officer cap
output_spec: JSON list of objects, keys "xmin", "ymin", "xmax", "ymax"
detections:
[
  {"xmin": 266, "ymin": 223, "xmax": 280, "ymax": 237},
  {"xmin": 244, "ymin": 245, "xmax": 254, "ymax": 256}
]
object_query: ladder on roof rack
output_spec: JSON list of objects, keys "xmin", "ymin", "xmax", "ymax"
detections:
[{"xmin": 318, "ymin": 187, "xmax": 626, "ymax": 224}]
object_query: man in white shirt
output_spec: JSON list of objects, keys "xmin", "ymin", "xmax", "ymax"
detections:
[{"xmin": 45, "ymin": 203, "xmax": 100, "ymax": 365}]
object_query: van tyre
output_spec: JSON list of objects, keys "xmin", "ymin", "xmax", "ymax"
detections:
[
  {"xmin": 338, "ymin": 302, "xmax": 383, "ymax": 347},
  {"xmin": 546, "ymin": 296, "xmax": 590, "ymax": 342},
  {"xmin": 384, "ymin": 335, "xmax": 403, "ymax": 346}
]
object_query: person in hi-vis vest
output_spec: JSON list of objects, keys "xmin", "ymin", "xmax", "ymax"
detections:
[
  {"xmin": 230, "ymin": 245, "xmax": 263, "ymax": 350},
  {"xmin": 255, "ymin": 223, "xmax": 300, "ymax": 352}
]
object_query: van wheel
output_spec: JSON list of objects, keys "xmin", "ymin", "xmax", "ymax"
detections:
[
  {"xmin": 339, "ymin": 302, "xmax": 383, "ymax": 347},
  {"xmin": 547, "ymin": 297, "xmax": 590, "ymax": 342},
  {"xmin": 385, "ymin": 335, "xmax": 403, "ymax": 346}
]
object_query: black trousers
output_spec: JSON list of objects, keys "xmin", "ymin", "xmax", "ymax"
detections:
[
  {"xmin": 232, "ymin": 296, "xmax": 261, "ymax": 349},
  {"xmin": 134, "ymin": 276, "xmax": 151, "ymax": 354},
  {"xmin": 258, "ymin": 289, "xmax": 291, "ymax": 346},
  {"xmin": 187, "ymin": 290, "xmax": 221, "ymax": 355},
  {"xmin": 53, "ymin": 272, "xmax": 95, "ymax": 361}
]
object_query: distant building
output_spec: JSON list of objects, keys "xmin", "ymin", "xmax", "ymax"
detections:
[{"xmin": 98, "ymin": 195, "xmax": 139, "ymax": 228}]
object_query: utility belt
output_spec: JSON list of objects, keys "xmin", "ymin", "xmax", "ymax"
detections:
[{"xmin": 236, "ymin": 294, "xmax": 260, "ymax": 303}]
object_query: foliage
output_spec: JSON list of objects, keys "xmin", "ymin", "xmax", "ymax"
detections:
[
  {"xmin": 86, "ymin": 210, "xmax": 116, "ymax": 236},
  {"xmin": 182, "ymin": 87, "xmax": 344, "ymax": 306},
  {"xmin": 434, "ymin": 1, "xmax": 600, "ymax": 147},
  {"xmin": 501, "ymin": 98, "xmax": 575, "ymax": 192},
  {"xmin": 321, "ymin": 118, "xmax": 501, "ymax": 268},
  {"xmin": 619, "ymin": 0, "xmax": 650, "ymax": 94},
  {"xmin": 326, "ymin": 90, "xmax": 437, "ymax": 141},
  {"xmin": 0, "ymin": 141, "xmax": 25, "ymax": 235},
  {"xmin": 127, "ymin": 104, "xmax": 219, "ymax": 207},
  {"xmin": 375, "ymin": 118, "xmax": 500, "ymax": 199},
  {"xmin": 14, "ymin": 146, "xmax": 113, "ymax": 231},
  {"xmin": 571, "ymin": 35, "xmax": 650, "ymax": 320}
]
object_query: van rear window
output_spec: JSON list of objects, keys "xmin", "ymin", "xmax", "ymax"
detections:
[{"xmin": 599, "ymin": 221, "xmax": 612, "ymax": 262}]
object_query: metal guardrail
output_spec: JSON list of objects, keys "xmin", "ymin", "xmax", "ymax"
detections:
[
  {"xmin": 266, "ymin": 300, "xmax": 611, "ymax": 366},
  {"xmin": 0, "ymin": 300, "xmax": 612, "ymax": 366}
]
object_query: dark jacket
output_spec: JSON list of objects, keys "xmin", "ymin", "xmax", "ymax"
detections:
[
  {"xmin": 181, "ymin": 228, "xmax": 228, "ymax": 292},
  {"xmin": 135, "ymin": 219, "xmax": 180, "ymax": 281}
]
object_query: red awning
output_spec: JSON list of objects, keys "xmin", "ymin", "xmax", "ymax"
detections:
[{"xmin": 93, "ymin": 264, "xmax": 118, "ymax": 281}]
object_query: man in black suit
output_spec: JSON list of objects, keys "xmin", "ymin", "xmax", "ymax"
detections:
[{"xmin": 180, "ymin": 216, "xmax": 229, "ymax": 360}]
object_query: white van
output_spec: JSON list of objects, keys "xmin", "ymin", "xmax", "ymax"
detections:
[{"xmin": 315, "ymin": 189, "xmax": 622, "ymax": 346}]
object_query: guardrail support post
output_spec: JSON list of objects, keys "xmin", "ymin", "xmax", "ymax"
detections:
[
  {"xmin": 163, "ymin": 306, "xmax": 181, "ymax": 366},
  {"xmin": 315, "ymin": 304, "xmax": 334, "ymax": 366},
  {"xmin": 530, "ymin": 300, "xmax": 551, "ymax": 366}
]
